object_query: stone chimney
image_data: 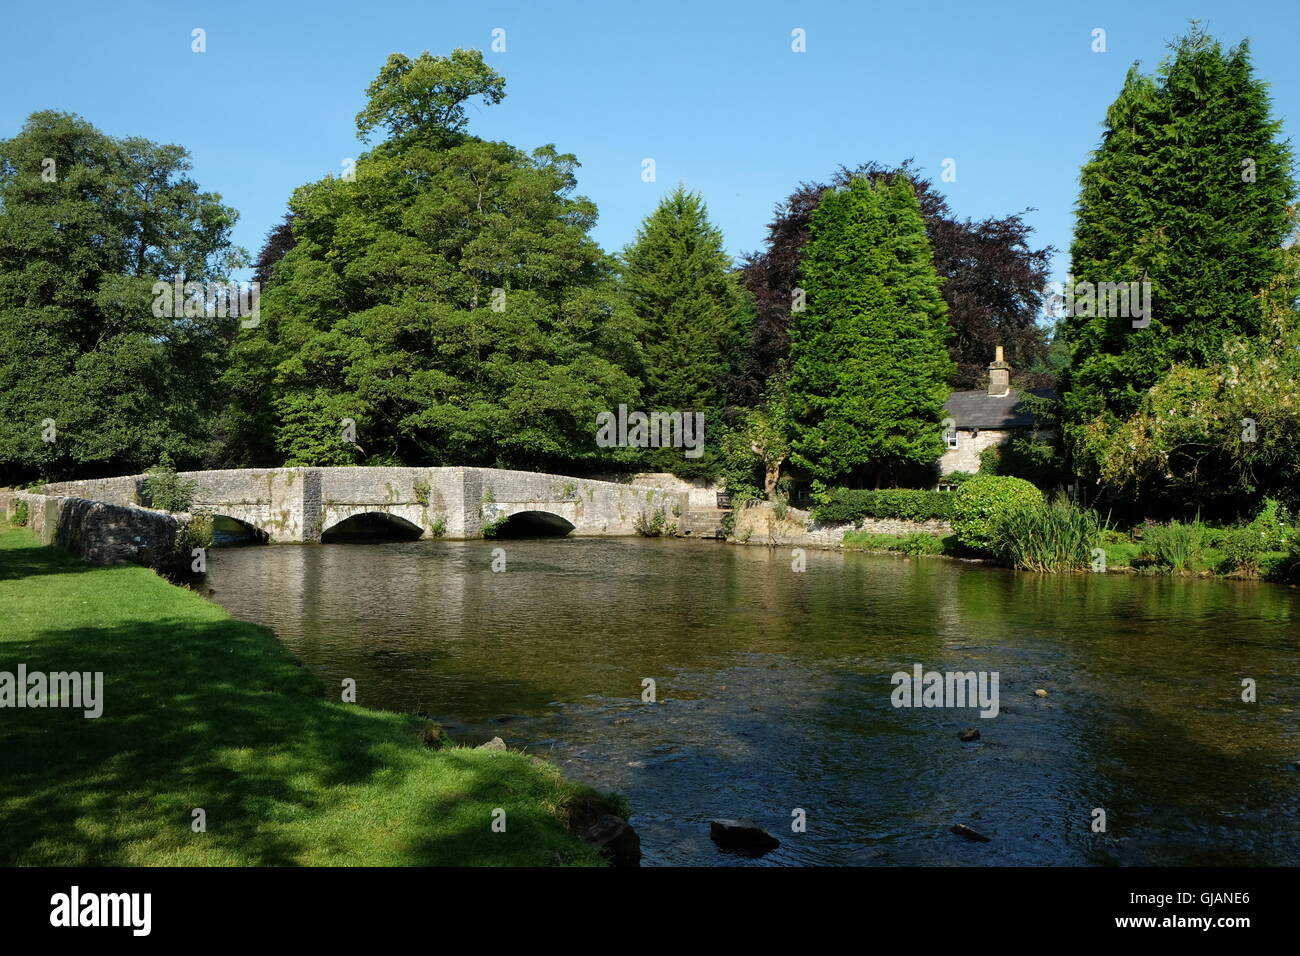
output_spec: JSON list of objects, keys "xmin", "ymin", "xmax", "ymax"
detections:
[{"xmin": 987, "ymin": 345, "xmax": 1011, "ymax": 397}]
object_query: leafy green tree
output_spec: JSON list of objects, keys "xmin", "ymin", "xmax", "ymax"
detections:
[
  {"xmin": 1062, "ymin": 24, "xmax": 1297, "ymax": 492},
  {"xmin": 720, "ymin": 379, "xmax": 794, "ymax": 500},
  {"xmin": 1087, "ymin": 259, "xmax": 1300, "ymax": 514},
  {"xmin": 0, "ymin": 111, "xmax": 244, "ymax": 484},
  {"xmin": 786, "ymin": 176, "xmax": 953, "ymax": 485},
  {"xmin": 356, "ymin": 49, "xmax": 506, "ymax": 145},
  {"xmin": 227, "ymin": 51, "xmax": 643, "ymax": 472},
  {"xmin": 745, "ymin": 393, "xmax": 794, "ymax": 499},
  {"xmin": 620, "ymin": 185, "xmax": 746, "ymax": 477}
]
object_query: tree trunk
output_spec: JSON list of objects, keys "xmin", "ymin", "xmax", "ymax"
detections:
[{"xmin": 764, "ymin": 457, "xmax": 784, "ymax": 500}]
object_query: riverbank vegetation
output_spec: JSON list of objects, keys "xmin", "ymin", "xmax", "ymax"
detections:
[
  {"xmin": 0, "ymin": 525, "xmax": 618, "ymax": 865},
  {"xmin": 837, "ymin": 483, "xmax": 1300, "ymax": 583}
]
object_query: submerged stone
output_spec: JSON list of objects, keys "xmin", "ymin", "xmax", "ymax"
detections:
[{"xmin": 951, "ymin": 823, "xmax": 991, "ymax": 843}]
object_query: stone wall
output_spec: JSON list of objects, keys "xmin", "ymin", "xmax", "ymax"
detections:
[
  {"xmin": 939, "ymin": 429, "xmax": 1012, "ymax": 475},
  {"xmin": 10, "ymin": 491, "xmax": 193, "ymax": 575},
  {"xmin": 939, "ymin": 429, "xmax": 1058, "ymax": 477},
  {"xmin": 42, "ymin": 475, "xmax": 143, "ymax": 506},
  {"xmin": 731, "ymin": 503, "xmax": 844, "ymax": 548},
  {"xmin": 180, "ymin": 468, "xmax": 305, "ymax": 541},
  {"xmin": 730, "ymin": 502, "xmax": 951, "ymax": 549},
  {"xmin": 629, "ymin": 472, "xmax": 722, "ymax": 510},
  {"xmin": 854, "ymin": 517, "xmax": 952, "ymax": 535}
]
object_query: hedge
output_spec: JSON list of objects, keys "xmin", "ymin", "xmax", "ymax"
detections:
[
  {"xmin": 812, "ymin": 488, "xmax": 954, "ymax": 524},
  {"xmin": 951, "ymin": 474, "xmax": 1044, "ymax": 551}
]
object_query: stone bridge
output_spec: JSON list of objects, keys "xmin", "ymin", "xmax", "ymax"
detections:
[{"xmin": 39, "ymin": 467, "xmax": 690, "ymax": 543}]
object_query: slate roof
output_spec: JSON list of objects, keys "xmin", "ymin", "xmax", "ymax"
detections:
[{"xmin": 943, "ymin": 388, "xmax": 1057, "ymax": 429}]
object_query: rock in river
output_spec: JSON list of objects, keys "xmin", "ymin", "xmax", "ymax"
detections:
[
  {"xmin": 950, "ymin": 823, "xmax": 991, "ymax": 843},
  {"xmin": 710, "ymin": 818, "xmax": 781, "ymax": 854},
  {"xmin": 582, "ymin": 814, "xmax": 642, "ymax": 867}
]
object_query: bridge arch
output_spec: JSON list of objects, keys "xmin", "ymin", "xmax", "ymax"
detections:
[
  {"xmin": 209, "ymin": 514, "xmax": 270, "ymax": 546},
  {"xmin": 488, "ymin": 510, "xmax": 575, "ymax": 538},
  {"xmin": 321, "ymin": 511, "xmax": 425, "ymax": 543}
]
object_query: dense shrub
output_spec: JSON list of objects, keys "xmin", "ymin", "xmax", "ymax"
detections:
[
  {"xmin": 978, "ymin": 446, "xmax": 1002, "ymax": 475},
  {"xmin": 1245, "ymin": 498, "xmax": 1292, "ymax": 551},
  {"xmin": 1217, "ymin": 526, "xmax": 1267, "ymax": 574},
  {"xmin": 180, "ymin": 511, "xmax": 215, "ymax": 554},
  {"xmin": 812, "ymin": 488, "xmax": 954, "ymax": 524},
  {"xmin": 141, "ymin": 454, "xmax": 198, "ymax": 513},
  {"xmin": 951, "ymin": 475, "xmax": 1043, "ymax": 552},
  {"xmin": 10, "ymin": 499, "xmax": 29, "ymax": 527},
  {"xmin": 1102, "ymin": 541, "xmax": 1143, "ymax": 568},
  {"xmin": 1269, "ymin": 537, "xmax": 1300, "ymax": 584},
  {"xmin": 976, "ymin": 423, "xmax": 1069, "ymax": 490},
  {"xmin": 1214, "ymin": 500, "xmax": 1294, "ymax": 573}
]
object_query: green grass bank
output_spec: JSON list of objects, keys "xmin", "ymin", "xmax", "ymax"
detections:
[{"xmin": 0, "ymin": 526, "xmax": 616, "ymax": 866}]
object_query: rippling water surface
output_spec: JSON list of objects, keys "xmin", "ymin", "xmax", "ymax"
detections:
[{"xmin": 205, "ymin": 537, "xmax": 1300, "ymax": 866}]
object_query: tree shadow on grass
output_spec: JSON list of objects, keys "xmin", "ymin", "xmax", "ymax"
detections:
[
  {"xmin": 0, "ymin": 537, "xmax": 98, "ymax": 581},
  {"xmin": 0, "ymin": 615, "xmax": 597, "ymax": 866}
]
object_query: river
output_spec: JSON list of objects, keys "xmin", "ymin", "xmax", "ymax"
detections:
[{"xmin": 204, "ymin": 535, "xmax": 1300, "ymax": 866}]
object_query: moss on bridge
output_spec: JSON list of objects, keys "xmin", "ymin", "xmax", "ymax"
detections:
[{"xmin": 0, "ymin": 526, "xmax": 617, "ymax": 866}]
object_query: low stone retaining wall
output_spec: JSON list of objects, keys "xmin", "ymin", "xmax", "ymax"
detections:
[
  {"xmin": 851, "ymin": 516, "xmax": 952, "ymax": 536},
  {"xmin": 8, "ymin": 491, "xmax": 195, "ymax": 576},
  {"xmin": 730, "ymin": 503, "xmax": 951, "ymax": 549}
]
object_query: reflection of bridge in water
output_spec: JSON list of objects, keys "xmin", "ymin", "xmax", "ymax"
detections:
[{"xmin": 43, "ymin": 467, "xmax": 691, "ymax": 543}]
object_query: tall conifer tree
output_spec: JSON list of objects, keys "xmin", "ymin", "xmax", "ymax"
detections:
[
  {"xmin": 621, "ymin": 185, "xmax": 745, "ymax": 475},
  {"xmin": 1062, "ymin": 24, "xmax": 1296, "ymax": 481},
  {"xmin": 622, "ymin": 186, "xmax": 744, "ymax": 411},
  {"xmin": 787, "ymin": 176, "xmax": 952, "ymax": 485}
]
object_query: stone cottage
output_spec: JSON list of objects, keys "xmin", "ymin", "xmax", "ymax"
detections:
[{"xmin": 939, "ymin": 347, "xmax": 1055, "ymax": 482}]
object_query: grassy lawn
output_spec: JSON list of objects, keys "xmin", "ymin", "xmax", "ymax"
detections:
[{"xmin": 0, "ymin": 526, "xmax": 613, "ymax": 866}]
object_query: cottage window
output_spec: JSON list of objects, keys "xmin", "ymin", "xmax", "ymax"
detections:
[{"xmin": 944, "ymin": 427, "xmax": 959, "ymax": 450}]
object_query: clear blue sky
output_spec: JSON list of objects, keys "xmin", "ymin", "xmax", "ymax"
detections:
[{"xmin": 3, "ymin": 0, "xmax": 1297, "ymax": 287}]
